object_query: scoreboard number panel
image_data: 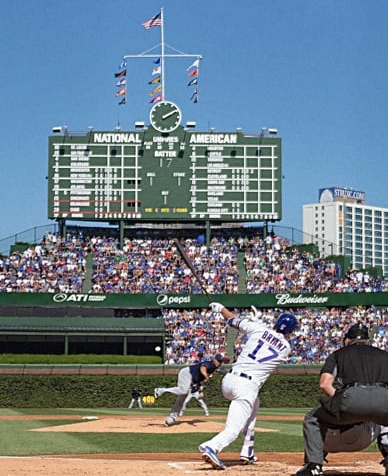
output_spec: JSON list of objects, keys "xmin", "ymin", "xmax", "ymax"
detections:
[{"xmin": 48, "ymin": 125, "xmax": 282, "ymax": 222}]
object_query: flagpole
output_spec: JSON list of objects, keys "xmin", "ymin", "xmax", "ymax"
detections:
[
  {"xmin": 160, "ymin": 8, "xmax": 165, "ymax": 100},
  {"xmin": 123, "ymin": 10, "xmax": 202, "ymax": 106}
]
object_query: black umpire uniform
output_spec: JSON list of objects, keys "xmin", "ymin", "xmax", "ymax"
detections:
[
  {"xmin": 295, "ymin": 323, "xmax": 388, "ymax": 476},
  {"xmin": 316, "ymin": 323, "xmax": 388, "ymax": 426}
]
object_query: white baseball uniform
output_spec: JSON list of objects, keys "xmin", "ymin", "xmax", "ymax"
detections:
[{"xmin": 200, "ymin": 316, "xmax": 292, "ymax": 459}]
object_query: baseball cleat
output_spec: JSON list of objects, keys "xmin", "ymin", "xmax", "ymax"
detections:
[
  {"xmin": 201, "ymin": 446, "xmax": 225, "ymax": 470},
  {"xmin": 154, "ymin": 388, "xmax": 160, "ymax": 399},
  {"xmin": 164, "ymin": 416, "xmax": 175, "ymax": 427},
  {"xmin": 240, "ymin": 455, "xmax": 257, "ymax": 465},
  {"xmin": 295, "ymin": 463, "xmax": 323, "ymax": 476}
]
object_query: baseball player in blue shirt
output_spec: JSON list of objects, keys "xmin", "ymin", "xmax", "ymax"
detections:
[{"xmin": 154, "ymin": 353, "xmax": 227, "ymax": 427}]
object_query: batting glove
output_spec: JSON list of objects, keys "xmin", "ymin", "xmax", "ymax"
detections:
[{"xmin": 210, "ymin": 302, "xmax": 224, "ymax": 313}]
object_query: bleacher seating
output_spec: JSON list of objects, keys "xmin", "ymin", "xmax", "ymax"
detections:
[{"xmin": 0, "ymin": 230, "xmax": 387, "ymax": 363}]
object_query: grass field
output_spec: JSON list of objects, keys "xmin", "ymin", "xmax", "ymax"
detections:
[
  {"xmin": 0, "ymin": 407, "xmax": 384, "ymax": 476},
  {"xmin": 0, "ymin": 407, "xmax": 382, "ymax": 458},
  {"xmin": 0, "ymin": 407, "xmax": 308, "ymax": 456}
]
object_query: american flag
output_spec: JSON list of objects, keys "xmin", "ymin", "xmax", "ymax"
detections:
[{"xmin": 142, "ymin": 13, "xmax": 162, "ymax": 30}]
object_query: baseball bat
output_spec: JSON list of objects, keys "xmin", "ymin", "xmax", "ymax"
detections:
[{"xmin": 173, "ymin": 238, "xmax": 212, "ymax": 302}]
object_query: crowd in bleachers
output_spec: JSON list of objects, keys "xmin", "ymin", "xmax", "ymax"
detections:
[
  {"xmin": 88, "ymin": 232, "xmax": 388, "ymax": 295},
  {"xmin": 0, "ymin": 230, "xmax": 387, "ymax": 364},
  {"xmin": 89, "ymin": 235, "xmax": 239, "ymax": 294},
  {"xmin": 244, "ymin": 233, "xmax": 388, "ymax": 294},
  {"xmin": 0, "ymin": 232, "xmax": 87, "ymax": 293},
  {"xmin": 163, "ymin": 308, "xmax": 227, "ymax": 365},
  {"xmin": 1, "ymin": 231, "xmax": 387, "ymax": 295},
  {"xmin": 162, "ymin": 305, "xmax": 388, "ymax": 365}
]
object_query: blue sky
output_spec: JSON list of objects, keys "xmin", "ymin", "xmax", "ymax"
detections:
[{"xmin": 1, "ymin": 0, "xmax": 387, "ymax": 241}]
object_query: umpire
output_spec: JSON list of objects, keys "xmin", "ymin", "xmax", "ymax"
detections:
[
  {"xmin": 295, "ymin": 322, "xmax": 388, "ymax": 476},
  {"xmin": 316, "ymin": 323, "xmax": 388, "ymax": 427}
]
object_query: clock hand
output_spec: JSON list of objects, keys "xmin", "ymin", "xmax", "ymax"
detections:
[{"xmin": 162, "ymin": 110, "xmax": 177, "ymax": 120}]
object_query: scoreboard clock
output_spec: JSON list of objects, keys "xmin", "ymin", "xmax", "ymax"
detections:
[{"xmin": 150, "ymin": 100, "xmax": 182, "ymax": 133}]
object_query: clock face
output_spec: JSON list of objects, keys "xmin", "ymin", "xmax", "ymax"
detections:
[{"xmin": 150, "ymin": 101, "xmax": 182, "ymax": 133}]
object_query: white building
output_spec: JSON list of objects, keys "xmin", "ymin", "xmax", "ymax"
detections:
[{"xmin": 303, "ymin": 187, "xmax": 388, "ymax": 278}]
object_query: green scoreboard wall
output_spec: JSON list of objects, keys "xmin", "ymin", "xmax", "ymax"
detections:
[{"xmin": 48, "ymin": 126, "xmax": 282, "ymax": 223}]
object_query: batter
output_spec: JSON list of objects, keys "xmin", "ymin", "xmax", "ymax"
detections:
[{"xmin": 199, "ymin": 302, "xmax": 298, "ymax": 470}]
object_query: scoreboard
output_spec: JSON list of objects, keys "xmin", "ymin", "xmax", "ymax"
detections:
[{"xmin": 48, "ymin": 104, "xmax": 282, "ymax": 223}]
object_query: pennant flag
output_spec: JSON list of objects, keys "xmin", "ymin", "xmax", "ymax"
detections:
[
  {"xmin": 149, "ymin": 84, "xmax": 161, "ymax": 96},
  {"xmin": 188, "ymin": 68, "xmax": 198, "ymax": 77},
  {"xmin": 119, "ymin": 59, "xmax": 127, "ymax": 69},
  {"xmin": 187, "ymin": 78, "xmax": 198, "ymax": 87},
  {"xmin": 142, "ymin": 12, "xmax": 162, "ymax": 30},
  {"xmin": 149, "ymin": 93, "xmax": 162, "ymax": 104},
  {"xmin": 148, "ymin": 76, "xmax": 161, "ymax": 85},
  {"xmin": 119, "ymin": 97, "xmax": 126, "ymax": 105},
  {"xmin": 115, "ymin": 70, "xmax": 126, "ymax": 78},
  {"xmin": 186, "ymin": 59, "xmax": 200, "ymax": 71},
  {"xmin": 115, "ymin": 88, "xmax": 126, "ymax": 97},
  {"xmin": 193, "ymin": 95, "xmax": 198, "ymax": 104},
  {"xmin": 152, "ymin": 66, "xmax": 161, "ymax": 75},
  {"xmin": 153, "ymin": 57, "xmax": 160, "ymax": 64},
  {"xmin": 191, "ymin": 89, "xmax": 198, "ymax": 101},
  {"xmin": 116, "ymin": 78, "xmax": 126, "ymax": 87}
]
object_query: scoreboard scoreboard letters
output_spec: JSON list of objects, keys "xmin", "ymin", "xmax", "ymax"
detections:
[{"xmin": 48, "ymin": 118, "xmax": 282, "ymax": 223}]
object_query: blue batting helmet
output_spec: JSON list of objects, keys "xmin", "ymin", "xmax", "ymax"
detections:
[{"xmin": 274, "ymin": 313, "xmax": 298, "ymax": 335}]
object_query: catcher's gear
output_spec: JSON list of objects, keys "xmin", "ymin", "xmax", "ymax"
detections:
[
  {"xmin": 274, "ymin": 312, "xmax": 298, "ymax": 335},
  {"xmin": 210, "ymin": 302, "xmax": 224, "ymax": 313}
]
